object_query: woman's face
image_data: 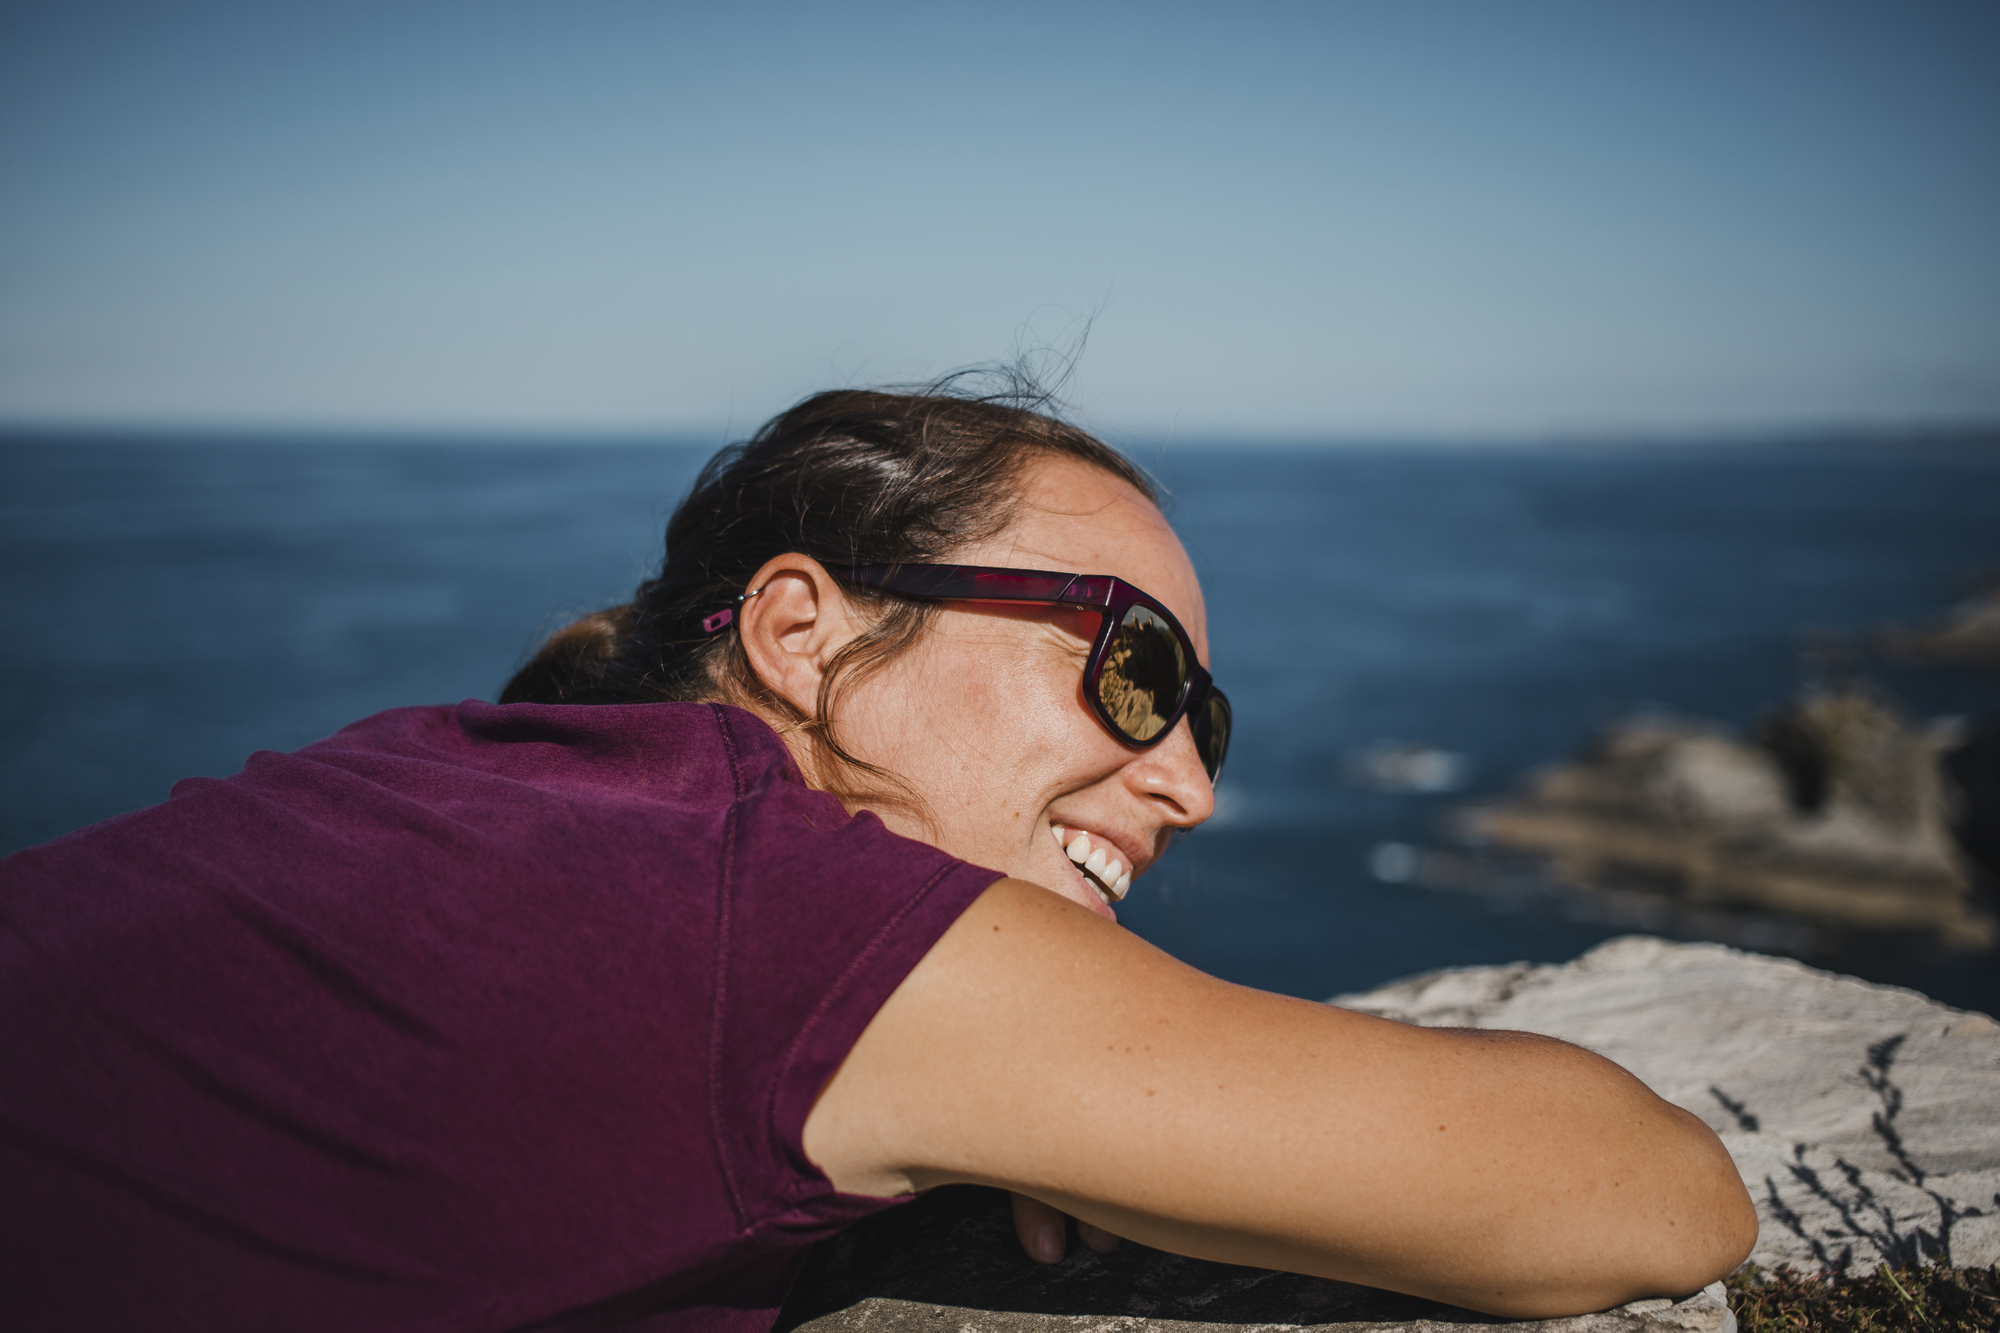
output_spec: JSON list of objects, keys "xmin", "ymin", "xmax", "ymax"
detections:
[{"xmin": 828, "ymin": 455, "xmax": 1217, "ymax": 919}]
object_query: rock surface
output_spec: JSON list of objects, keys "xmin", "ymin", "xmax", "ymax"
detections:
[{"xmin": 1332, "ymin": 936, "xmax": 2000, "ymax": 1275}]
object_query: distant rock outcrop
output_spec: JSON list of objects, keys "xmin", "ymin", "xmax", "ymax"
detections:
[
  {"xmin": 1879, "ymin": 585, "xmax": 2000, "ymax": 668},
  {"xmin": 1457, "ymin": 688, "xmax": 1992, "ymax": 948},
  {"xmin": 780, "ymin": 940, "xmax": 1996, "ymax": 1332}
]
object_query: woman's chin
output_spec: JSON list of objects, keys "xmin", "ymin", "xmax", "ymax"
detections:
[{"xmin": 1053, "ymin": 872, "xmax": 1118, "ymax": 921}]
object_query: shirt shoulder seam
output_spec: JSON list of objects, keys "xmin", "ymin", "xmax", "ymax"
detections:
[
  {"xmin": 705, "ymin": 702, "xmax": 753, "ymax": 1232},
  {"xmin": 755, "ymin": 858, "xmax": 1000, "ymax": 1224}
]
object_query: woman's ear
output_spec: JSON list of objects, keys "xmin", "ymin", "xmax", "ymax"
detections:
[{"xmin": 733, "ymin": 554, "xmax": 863, "ymax": 717}]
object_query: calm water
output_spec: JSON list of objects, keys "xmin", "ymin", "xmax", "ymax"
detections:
[{"xmin": 4, "ymin": 435, "xmax": 1996, "ymax": 1012}]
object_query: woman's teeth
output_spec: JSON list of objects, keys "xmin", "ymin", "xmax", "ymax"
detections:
[{"xmin": 1049, "ymin": 824, "xmax": 1131, "ymax": 903}]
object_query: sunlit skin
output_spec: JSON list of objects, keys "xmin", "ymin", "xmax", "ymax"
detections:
[{"xmin": 729, "ymin": 455, "xmax": 1759, "ymax": 1318}]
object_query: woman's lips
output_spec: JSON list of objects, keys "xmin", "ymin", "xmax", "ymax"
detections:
[{"xmin": 1049, "ymin": 824, "xmax": 1133, "ymax": 906}]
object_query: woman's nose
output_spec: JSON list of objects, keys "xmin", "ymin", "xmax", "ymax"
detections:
[{"xmin": 1127, "ymin": 716, "xmax": 1217, "ymax": 829}]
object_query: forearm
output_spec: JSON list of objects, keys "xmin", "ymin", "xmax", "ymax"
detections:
[
  {"xmin": 1030, "ymin": 1028, "xmax": 1752, "ymax": 1316},
  {"xmin": 946, "ymin": 1021, "xmax": 1752, "ymax": 1316},
  {"xmin": 812, "ymin": 881, "xmax": 1756, "ymax": 1319}
]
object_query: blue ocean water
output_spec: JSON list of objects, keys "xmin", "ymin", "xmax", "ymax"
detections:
[{"xmin": 4, "ymin": 435, "xmax": 1996, "ymax": 1011}]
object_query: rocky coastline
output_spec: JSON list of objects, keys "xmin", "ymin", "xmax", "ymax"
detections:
[
  {"xmin": 1452, "ymin": 686, "xmax": 1996, "ymax": 951},
  {"xmin": 1878, "ymin": 585, "xmax": 2000, "ymax": 668}
]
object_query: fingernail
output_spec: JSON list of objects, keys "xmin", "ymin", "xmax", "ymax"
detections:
[{"xmin": 1034, "ymin": 1221, "xmax": 1064, "ymax": 1264}]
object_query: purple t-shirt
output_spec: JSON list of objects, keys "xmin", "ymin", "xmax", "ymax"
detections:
[{"xmin": 0, "ymin": 700, "xmax": 1004, "ymax": 1331}]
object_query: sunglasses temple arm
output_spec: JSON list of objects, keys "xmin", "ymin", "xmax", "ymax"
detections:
[
  {"xmin": 835, "ymin": 564, "xmax": 1107, "ymax": 606},
  {"xmin": 1055, "ymin": 577, "xmax": 1118, "ymax": 609}
]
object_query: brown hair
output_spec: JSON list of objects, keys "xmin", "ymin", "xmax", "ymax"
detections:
[{"xmin": 500, "ymin": 375, "xmax": 1157, "ymax": 805}]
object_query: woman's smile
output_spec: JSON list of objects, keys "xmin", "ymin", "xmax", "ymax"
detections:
[{"xmin": 1048, "ymin": 822, "xmax": 1135, "ymax": 911}]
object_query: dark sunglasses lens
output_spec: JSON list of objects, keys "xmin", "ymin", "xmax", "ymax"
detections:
[
  {"xmin": 1192, "ymin": 691, "xmax": 1231, "ymax": 781},
  {"xmin": 1096, "ymin": 604, "xmax": 1188, "ymax": 743}
]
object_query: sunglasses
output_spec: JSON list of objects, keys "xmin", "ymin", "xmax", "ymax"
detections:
[{"xmin": 828, "ymin": 563, "xmax": 1231, "ymax": 782}]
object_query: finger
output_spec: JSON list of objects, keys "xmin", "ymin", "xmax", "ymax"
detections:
[
  {"xmin": 1076, "ymin": 1219, "xmax": 1122, "ymax": 1253},
  {"xmin": 1009, "ymin": 1191, "xmax": 1067, "ymax": 1265}
]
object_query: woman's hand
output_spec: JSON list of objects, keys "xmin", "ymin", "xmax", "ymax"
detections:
[{"xmin": 1010, "ymin": 1191, "xmax": 1121, "ymax": 1264}]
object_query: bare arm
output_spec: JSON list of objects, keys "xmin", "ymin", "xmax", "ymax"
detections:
[{"xmin": 803, "ymin": 879, "xmax": 1756, "ymax": 1319}]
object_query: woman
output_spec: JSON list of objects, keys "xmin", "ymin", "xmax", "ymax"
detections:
[{"xmin": 0, "ymin": 385, "xmax": 1756, "ymax": 1330}]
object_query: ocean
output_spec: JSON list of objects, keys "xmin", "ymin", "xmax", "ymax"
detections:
[{"xmin": 4, "ymin": 434, "xmax": 1996, "ymax": 1013}]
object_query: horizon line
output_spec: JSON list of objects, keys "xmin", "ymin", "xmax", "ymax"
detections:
[{"xmin": 4, "ymin": 416, "xmax": 1999, "ymax": 452}]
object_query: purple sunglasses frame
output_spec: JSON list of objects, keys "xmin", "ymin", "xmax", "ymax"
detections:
[{"xmin": 826, "ymin": 563, "xmax": 1230, "ymax": 781}]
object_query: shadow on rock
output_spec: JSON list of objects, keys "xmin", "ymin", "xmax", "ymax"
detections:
[
  {"xmin": 775, "ymin": 1185, "xmax": 1492, "ymax": 1330},
  {"xmin": 1721, "ymin": 1032, "xmax": 1992, "ymax": 1274}
]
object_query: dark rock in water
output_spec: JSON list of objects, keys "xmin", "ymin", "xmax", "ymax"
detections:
[
  {"xmin": 1878, "ymin": 586, "xmax": 2000, "ymax": 668},
  {"xmin": 1457, "ymin": 687, "xmax": 1992, "ymax": 948},
  {"xmin": 777, "ymin": 1182, "xmax": 1732, "ymax": 1332},
  {"xmin": 1943, "ymin": 720, "xmax": 2000, "ymax": 885}
]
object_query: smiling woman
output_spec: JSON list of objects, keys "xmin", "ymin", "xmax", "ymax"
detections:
[
  {"xmin": 0, "ymin": 379, "xmax": 1755, "ymax": 1331},
  {"xmin": 496, "ymin": 385, "xmax": 1215, "ymax": 908}
]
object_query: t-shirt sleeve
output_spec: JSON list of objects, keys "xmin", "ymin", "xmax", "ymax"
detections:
[{"xmin": 703, "ymin": 708, "xmax": 1006, "ymax": 1236}]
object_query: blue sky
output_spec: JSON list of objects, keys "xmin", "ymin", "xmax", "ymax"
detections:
[{"xmin": 2, "ymin": 1, "xmax": 1995, "ymax": 439}]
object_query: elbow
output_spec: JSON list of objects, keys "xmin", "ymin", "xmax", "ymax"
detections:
[
  {"xmin": 1611, "ymin": 1108, "xmax": 1761, "ymax": 1308},
  {"xmin": 1669, "ymin": 1150, "xmax": 1759, "ymax": 1292},
  {"xmin": 1497, "ymin": 1101, "xmax": 1761, "ymax": 1319},
  {"xmin": 1722, "ymin": 1177, "xmax": 1760, "ymax": 1269},
  {"xmin": 1501, "ymin": 1171, "xmax": 1757, "ymax": 1320},
  {"xmin": 1601, "ymin": 1187, "xmax": 1755, "ymax": 1318}
]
